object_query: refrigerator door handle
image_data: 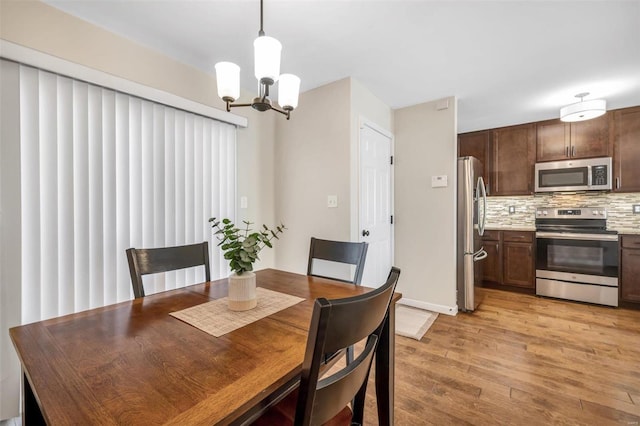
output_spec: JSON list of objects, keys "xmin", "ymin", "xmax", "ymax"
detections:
[
  {"xmin": 476, "ymin": 176, "xmax": 487, "ymax": 236},
  {"xmin": 473, "ymin": 248, "xmax": 487, "ymax": 261}
]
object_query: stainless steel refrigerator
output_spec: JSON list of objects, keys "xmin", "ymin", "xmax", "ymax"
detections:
[{"xmin": 456, "ymin": 156, "xmax": 487, "ymax": 312}]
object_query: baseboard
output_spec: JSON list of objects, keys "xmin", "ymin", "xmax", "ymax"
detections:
[{"xmin": 397, "ymin": 298, "xmax": 457, "ymax": 316}]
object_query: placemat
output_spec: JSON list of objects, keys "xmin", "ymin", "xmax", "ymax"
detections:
[{"xmin": 170, "ymin": 287, "xmax": 305, "ymax": 337}]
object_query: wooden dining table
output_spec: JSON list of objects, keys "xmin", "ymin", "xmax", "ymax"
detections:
[{"xmin": 10, "ymin": 269, "xmax": 400, "ymax": 425}]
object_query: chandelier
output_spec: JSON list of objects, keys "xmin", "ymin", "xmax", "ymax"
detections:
[{"xmin": 214, "ymin": 0, "xmax": 300, "ymax": 120}]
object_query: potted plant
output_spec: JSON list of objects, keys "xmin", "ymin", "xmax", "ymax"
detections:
[{"xmin": 209, "ymin": 217, "xmax": 285, "ymax": 310}]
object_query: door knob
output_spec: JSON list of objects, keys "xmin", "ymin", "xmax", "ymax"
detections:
[{"xmin": 362, "ymin": 230, "xmax": 370, "ymax": 237}]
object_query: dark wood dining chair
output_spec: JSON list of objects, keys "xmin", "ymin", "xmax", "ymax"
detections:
[
  {"xmin": 307, "ymin": 237, "xmax": 369, "ymax": 285},
  {"xmin": 307, "ymin": 237, "xmax": 369, "ymax": 364},
  {"xmin": 126, "ymin": 242, "xmax": 210, "ymax": 299},
  {"xmin": 253, "ymin": 267, "xmax": 400, "ymax": 426}
]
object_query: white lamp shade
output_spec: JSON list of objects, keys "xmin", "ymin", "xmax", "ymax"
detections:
[
  {"xmin": 215, "ymin": 62, "xmax": 240, "ymax": 102},
  {"xmin": 278, "ymin": 74, "xmax": 301, "ymax": 110},
  {"xmin": 560, "ymin": 99, "xmax": 606, "ymax": 122},
  {"xmin": 254, "ymin": 36, "xmax": 282, "ymax": 83}
]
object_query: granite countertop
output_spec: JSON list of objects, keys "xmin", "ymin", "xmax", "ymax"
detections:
[
  {"xmin": 484, "ymin": 225, "xmax": 536, "ymax": 232},
  {"xmin": 612, "ymin": 228, "xmax": 640, "ymax": 235}
]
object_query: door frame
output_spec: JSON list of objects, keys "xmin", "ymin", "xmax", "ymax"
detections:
[{"xmin": 351, "ymin": 117, "xmax": 395, "ymax": 274}]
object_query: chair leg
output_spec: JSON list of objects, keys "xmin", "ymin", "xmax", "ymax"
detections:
[{"xmin": 351, "ymin": 377, "xmax": 368, "ymax": 425}]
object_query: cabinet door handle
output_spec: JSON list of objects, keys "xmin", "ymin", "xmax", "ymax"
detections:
[
  {"xmin": 572, "ymin": 146, "xmax": 576, "ymax": 157},
  {"xmin": 496, "ymin": 243, "xmax": 499, "ymax": 252},
  {"xmin": 616, "ymin": 177, "xmax": 620, "ymax": 189},
  {"xmin": 566, "ymin": 146, "xmax": 569, "ymax": 157}
]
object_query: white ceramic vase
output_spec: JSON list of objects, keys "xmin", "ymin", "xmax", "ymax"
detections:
[{"xmin": 228, "ymin": 271, "xmax": 257, "ymax": 311}]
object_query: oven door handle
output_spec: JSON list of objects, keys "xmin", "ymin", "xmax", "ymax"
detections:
[{"xmin": 535, "ymin": 231, "xmax": 618, "ymax": 241}]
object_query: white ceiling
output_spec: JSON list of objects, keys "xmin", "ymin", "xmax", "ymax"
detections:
[{"xmin": 43, "ymin": 0, "xmax": 640, "ymax": 133}]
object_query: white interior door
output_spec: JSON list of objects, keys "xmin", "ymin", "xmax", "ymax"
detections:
[{"xmin": 359, "ymin": 123, "xmax": 393, "ymax": 287}]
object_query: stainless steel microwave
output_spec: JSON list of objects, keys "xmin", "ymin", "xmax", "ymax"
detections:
[{"xmin": 534, "ymin": 157, "xmax": 612, "ymax": 193}]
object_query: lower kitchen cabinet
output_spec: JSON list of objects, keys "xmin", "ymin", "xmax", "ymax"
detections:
[
  {"xmin": 482, "ymin": 230, "xmax": 535, "ymax": 291},
  {"xmin": 481, "ymin": 230, "xmax": 502, "ymax": 283},
  {"xmin": 620, "ymin": 235, "xmax": 640, "ymax": 304}
]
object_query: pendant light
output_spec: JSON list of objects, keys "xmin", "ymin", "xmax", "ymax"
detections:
[
  {"xmin": 560, "ymin": 92, "xmax": 606, "ymax": 122},
  {"xmin": 215, "ymin": 0, "xmax": 300, "ymax": 120}
]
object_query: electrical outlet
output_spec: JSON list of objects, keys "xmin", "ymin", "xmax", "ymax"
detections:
[
  {"xmin": 509, "ymin": 206, "xmax": 516, "ymax": 214},
  {"xmin": 633, "ymin": 204, "xmax": 640, "ymax": 214},
  {"xmin": 327, "ymin": 195, "xmax": 338, "ymax": 208}
]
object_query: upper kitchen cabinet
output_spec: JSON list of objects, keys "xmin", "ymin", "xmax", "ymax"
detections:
[
  {"xmin": 536, "ymin": 115, "xmax": 611, "ymax": 162},
  {"xmin": 492, "ymin": 123, "xmax": 535, "ymax": 196},
  {"xmin": 613, "ymin": 106, "xmax": 640, "ymax": 192},
  {"xmin": 458, "ymin": 130, "xmax": 492, "ymax": 194}
]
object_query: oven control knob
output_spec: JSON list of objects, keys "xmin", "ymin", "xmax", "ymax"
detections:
[{"xmin": 543, "ymin": 210, "xmax": 548, "ymax": 216}]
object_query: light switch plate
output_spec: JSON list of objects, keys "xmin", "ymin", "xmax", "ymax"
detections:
[
  {"xmin": 327, "ymin": 195, "xmax": 338, "ymax": 208},
  {"xmin": 431, "ymin": 175, "xmax": 448, "ymax": 188},
  {"xmin": 633, "ymin": 204, "xmax": 640, "ymax": 214},
  {"xmin": 240, "ymin": 196, "xmax": 248, "ymax": 209}
]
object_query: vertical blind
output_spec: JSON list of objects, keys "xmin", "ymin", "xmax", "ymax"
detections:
[
  {"xmin": 19, "ymin": 64, "xmax": 236, "ymax": 322},
  {"xmin": 0, "ymin": 60, "xmax": 236, "ymax": 419}
]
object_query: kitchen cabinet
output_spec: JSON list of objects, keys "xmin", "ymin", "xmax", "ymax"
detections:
[
  {"xmin": 481, "ymin": 230, "xmax": 535, "ymax": 290},
  {"xmin": 492, "ymin": 124, "xmax": 535, "ymax": 196},
  {"xmin": 613, "ymin": 106, "xmax": 640, "ymax": 192},
  {"xmin": 458, "ymin": 130, "xmax": 492, "ymax": 194},
  {"xmin": 481, "ymin": 230, "xmax": 502, "ymax": 284},
  {"xmin": 536, "ymin": 115, "xmax": 611, "ymax": 162},
  {"xmin": 620, "ymin": 235, "xmax": 640, "ymax": 304},
  {"xmin": 502, "ymin": 231, "xmax": 535, "ymax": 288}
]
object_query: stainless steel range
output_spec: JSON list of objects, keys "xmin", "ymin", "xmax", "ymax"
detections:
[{"xmin": 535, "ymin": 207, "xmax": 619, "ymax": 307}]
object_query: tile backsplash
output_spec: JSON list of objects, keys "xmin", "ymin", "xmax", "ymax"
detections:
[{"xmin": 486, "ymin": 192, "xmax": 640, "ymax": 231}]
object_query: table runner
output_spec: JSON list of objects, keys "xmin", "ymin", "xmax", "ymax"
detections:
[{"xmin": 170, "ymin": 287, "xmax": 305, "ymax": 337}]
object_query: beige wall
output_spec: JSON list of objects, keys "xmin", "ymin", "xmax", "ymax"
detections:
[
  {"xmin": 0, "ymin": 0, "xmax": 277, "ymax": 268},
  {"xmin": 394, "ymin": 97, "xmax": 458, "ymax": 314},
  {"xmin": 273, "ymin": 77, "xmax": 394, "ymax": 277},
  {"xmin": 274, "ymin": 78, "xmax": 352, "ymax": 273}
]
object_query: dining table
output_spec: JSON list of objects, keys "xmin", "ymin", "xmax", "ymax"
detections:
[{"xmin": 9, "ymin": 268, "xmax": 400, "ymax": 425}]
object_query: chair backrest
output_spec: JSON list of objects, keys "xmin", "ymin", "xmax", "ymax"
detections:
[
  {"xmin": 307, "ymin": 237, "xmax": 369, "ymax": 284},
  {"xmin": 295, "ymin": 267, "xmax": 400, "ymax": 426},
  {"xmin": 126, "ymin": 242, "xmax": 211, "ymax": 299}
]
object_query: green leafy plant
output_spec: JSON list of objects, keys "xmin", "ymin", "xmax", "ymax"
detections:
[{"xmin": 209, "ymin": 217, "xmax": 286, "ymax": 275}]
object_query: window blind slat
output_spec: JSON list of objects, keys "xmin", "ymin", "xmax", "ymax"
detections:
[
  {"xmin": 39, "ymin": 71, "xmax": 59, "ymax": 319},
  {"xmin": 164, "ymin": 109, "xmax": 176, "ymax": 290},
  {"xmin": 115, "ymin": 93, "xmax": 131, "ymax": 302},
  {"xmin": 153, "ymin": 104, "xmax": 166, "ymax": 293},
  {"xmin": 73, "ymin": 81, "xmax": 90, "ymax": 312},
  {"xmin": 19, "ymin": 66, "xmax": 41, "ymax": 324},
  {"xmin": 102, "ymin": 89, "xmax": 117, "ymax": 306},
  {"xmin": 57, "ymin": 75, "xmax": 75, "ymax": 316},
  {"xmin": 88, "ymin": 85, "xmax": 104, "ymax": 309}
]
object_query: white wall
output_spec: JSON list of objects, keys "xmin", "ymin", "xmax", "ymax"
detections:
[{"xmin": 393, "ymin": 97, "xmax": 458, "ymax": 314}]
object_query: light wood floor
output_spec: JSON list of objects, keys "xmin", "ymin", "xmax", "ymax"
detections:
[{"xmin": 365, "ymin": 288, "xmax": 640, "ymax": 425}]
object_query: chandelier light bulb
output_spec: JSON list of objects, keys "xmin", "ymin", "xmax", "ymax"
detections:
[
  {"xmin": 254, "ymin": 36, "xmax": 282, "ymax": 84},
  {"xmin": 214, "ymin": 62, "xmax": 240, "ymax": 102},
  {"xmin": 278, "ymin": 74, "xmax": 301, "ymax": 110}
]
